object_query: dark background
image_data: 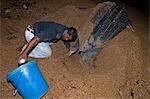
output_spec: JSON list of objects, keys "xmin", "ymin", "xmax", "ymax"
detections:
[{"xmin": 95, "ymin": 0, "xmax": 149, "ymax": 13}]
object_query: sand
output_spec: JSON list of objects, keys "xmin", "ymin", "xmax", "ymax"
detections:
[{"xmin": 1, "ymin": 0, "xmax": 149, "ymax": 98}]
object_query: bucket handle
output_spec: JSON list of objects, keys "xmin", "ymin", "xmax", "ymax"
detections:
[{"xmin": 13, "ymin": 89, "xmax": 18, "ymax": 96}]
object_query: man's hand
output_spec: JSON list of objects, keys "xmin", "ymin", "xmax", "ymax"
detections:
[
  {"xmin": 69, "ymin": 50, "xmax": 76, "ymax": 56},
  {"xmin": 66, "ymin": 47, "xmax": 78, "ymax": 56},
  {"xmin": 18, "ymin": 53, "xmax": 28, "ymax": 64}
]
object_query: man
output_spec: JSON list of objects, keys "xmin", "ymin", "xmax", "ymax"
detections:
[{"xmin": 18, "ymin": 21, "xmax": 80, "ymax": 64}]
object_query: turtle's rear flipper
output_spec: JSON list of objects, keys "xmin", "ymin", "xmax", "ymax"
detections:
[{"xmin": 79, "ymin": 47, "xmax": 101, "ymax": 66}]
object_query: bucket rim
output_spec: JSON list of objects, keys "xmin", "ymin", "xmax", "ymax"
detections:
[
  {"xmin": 7, "ymin": 60, "xmax": 37, "ymax": 81},
  {"xmin": 39, "ymin": 87, "xmax": 49, "ymax": 99}
]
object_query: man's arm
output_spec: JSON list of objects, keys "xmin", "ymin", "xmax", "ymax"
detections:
[
  {"xmin": 18, "ymin": 36, "xmax": 40, "ymax": 64},
  {"xmin": 63, "ymin": 41, "xmax": 70, "ymax": 50},
  {"xmin": 67, "ymin": 37, "xmax": 80, "ymax": 56}
]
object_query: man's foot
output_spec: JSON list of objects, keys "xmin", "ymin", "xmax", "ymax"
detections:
[{"xmin": 16, "ymin": 43, "xmax": 26, "ymax": 51}]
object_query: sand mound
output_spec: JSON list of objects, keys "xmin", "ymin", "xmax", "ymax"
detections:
[{"xmin": 1, "ymin": 1, "xmax": 149, "ymax": 98}]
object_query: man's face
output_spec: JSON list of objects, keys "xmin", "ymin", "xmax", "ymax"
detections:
[{"xmin": 63, "ymin": 33, "xmax": 72, "ymax": 41}]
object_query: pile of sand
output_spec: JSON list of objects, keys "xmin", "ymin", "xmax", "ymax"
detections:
[{"xmin": 1, "ymin": 1, "xmax": 149, "ymax": 98}]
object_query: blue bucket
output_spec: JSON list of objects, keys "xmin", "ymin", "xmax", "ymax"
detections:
[{"xmin": 7, "ymin": 61, "xmax": 49, "ymax": 99}]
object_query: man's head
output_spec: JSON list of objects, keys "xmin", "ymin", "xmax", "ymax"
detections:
[{"xmin": 63, "ymin": 27, "xmax": 77, "ymax": 41}]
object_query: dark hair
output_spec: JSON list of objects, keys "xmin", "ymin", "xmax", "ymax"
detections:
[{"xmin": 67, "ymin": 27, "xmax": 77, "ymax": 41}]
